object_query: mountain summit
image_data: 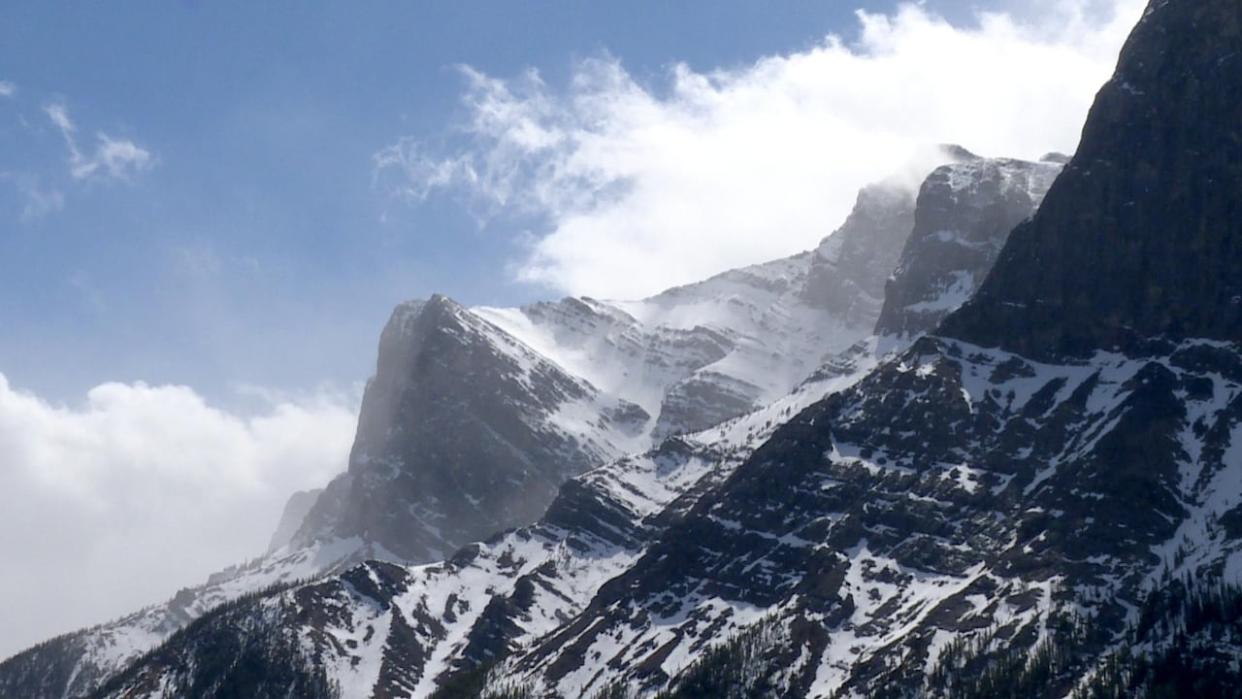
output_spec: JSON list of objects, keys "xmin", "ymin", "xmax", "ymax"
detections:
[{"xmin": 942, "ymin": 0, "xmax": 1242, "ymax": 357}]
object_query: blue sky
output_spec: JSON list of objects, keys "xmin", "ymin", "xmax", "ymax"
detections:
[
  {"xmin": 0, "ymin": 0, "xmax": 1145, "ymax": 657},
  {"xmin": 2, "ymin": 0, "xmax": 940, "ymax": 404},
  {"xmin": 4, "ymin": 0, "xmax": 1129, "ymax": 406}
]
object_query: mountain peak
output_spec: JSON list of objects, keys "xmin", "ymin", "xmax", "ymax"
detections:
[
  {"xmin": 875, "ymin": 155, "xmax": 1062, "ymax": 337},
  {"xmin": 936, "ymin": 143, "xmax": 981, "ymax": 162},
  {"xmin": 940, "ymin": 0, "xmax": 1242, "ymax": 358}
]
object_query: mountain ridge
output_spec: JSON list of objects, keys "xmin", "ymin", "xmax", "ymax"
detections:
[
  {"xmin": 9, "ymin": 2, "xmax": 1229, "ymax": 689},
  {"xmin": 44, "ymin": 148, "xmax": 1057, "ymax": 699},
  {"xmin": 0, "ymin": 148, "xmax": 999, "ymax": 698},
  {"xmin": 480, "ymin": 0, "xmax": 1242, "ymax": 694}
]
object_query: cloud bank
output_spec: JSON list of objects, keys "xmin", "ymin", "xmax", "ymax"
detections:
[
  {"xmin": 377, "ymin": 0, "xmax": 1146, "ymax": 299},
  {"xmin": 0, "ymin": 375, "xmax": 357, "ymax": 658}
]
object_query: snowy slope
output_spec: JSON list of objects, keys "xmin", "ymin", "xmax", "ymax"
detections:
[
  {"xmin": 476, "ymin": 253, "xmax": 867, "ymax": 441},
  {"xmin": 90, "ymin": 339, "xmax": 890, "ymax": 699},
  {"xmin": 491, "ymin": 336, "xmax": 1242, "ymax": 697},
  {"xmin": 0, "ymin": 536, "xmax": 369, "ymax": 699}
]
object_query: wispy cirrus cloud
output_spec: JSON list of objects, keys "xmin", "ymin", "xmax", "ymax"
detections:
[
  {"xmin": 17, "ymin": 176, "xmax": 64, "ymax": 220},
  {"xmin": 0, "ymin": 172, "xmax": 65, "ymax": 221},
  {"xmin": 376, "ymin": 0, "xmax": 1145, "ymax": 300},
  {"xmin": 44, "ymin": 102, "xmax": 154, "ymax": 181},
  {"xmin": 1, "ymin": 91, "xmax": 155, "ymax": 220}
]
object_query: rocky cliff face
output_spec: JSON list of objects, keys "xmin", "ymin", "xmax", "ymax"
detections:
[
  {"xmin": 289, "ymin": 294, "xmax": 649, "ymax": 564},
  {"xmin": 799, "ymin": 182, "xmax": 916, "ymax": 326},
  {"xmin": 875, "ymin": 155, "xmax": 1062, "ymax": 336},
  {"xmin": 940, "ymin": 0, "xmax": 1242, "ymax": 358}
]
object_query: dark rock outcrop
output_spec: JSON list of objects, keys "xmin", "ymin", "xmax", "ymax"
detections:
[
  {"xmin": 941, "ymin": 0, "xmax": 1242, "ymax": 357},
  {"xmin": 875, "ymin": 155, "xmax": 1061, "ymax": 336},
  {"xmin": 800, "ymin": 144, "xmax": 980, "ymax": 327}
]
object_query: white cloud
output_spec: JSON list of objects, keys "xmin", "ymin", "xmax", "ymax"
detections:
[
  {"xmin": 376, "ymin": 0, "xmax": 1145, "ymax": 299},
  {"xmin": 44, "ymin": 102, "xmax": 154, "ymax": 181},
  {"xmin": 0, "ymin": 100, "xmax": 153, "ymax": 220},
  {"xmin": 44, "ymin": 101, "xmax": 73, "ymax": 133},
  {"xmin": 18, "ymin": 178, "xmax": 65, "ymax": 220},
  {"xmin": 0, "ymin": 80, "xmax": 15, "ymax": 98},
  {"xmin": 90, "ymin": 134, "xmax": 154, "ymax": 180},
  {"xmin": 0, "ymin": 172, "xmax": 65, "ymax": 221},
  {"xmin": 0, "ymin": 374, "xmax": 358, "ymax": 658}
]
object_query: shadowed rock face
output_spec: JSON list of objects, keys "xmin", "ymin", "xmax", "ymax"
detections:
[
  {"xmin": 265, "ymin": 488, "xmax": 322, "ymax": 553},
  {"xmin": 291, "ymin": 295, "xmax": 642, "ymax": 564},
  {"xmin": 941, "ymin": 0, "xmax": 1242, "ymax": 358},
  {"xmin": 799, "ymin": 145, "xmax": 984, "ymax": 329},
  {"xmin": 800, "ymin": 183, "xmax": 917, "ymax": 327},
  {"xmin": 875, "ymin": 156, "xmax": 1062, "ymax": 337},
  {"xmin": 653, "ymin": 371, "xmax": 758, "ymax": 440}
]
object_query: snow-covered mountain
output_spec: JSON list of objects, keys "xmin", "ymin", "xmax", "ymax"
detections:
[
  {"xmin": 10, "ymin": 0, "xmax": 1236, "ymax": 695},
  {"xmin": 285, "ymin": 162, "xmax": 939, "ymax": 571},
  {"xmin": 489, "ymin": 1, "xmax": 1242, "ymax": 694},
  {"xmin": 0, "ymin": 150, "xmax": 962, "ymax": 699},
  {"xmin": 52, "ymin": 0, "xmax": 1242, "ymax": 697},
  {"xmin": 29, "ymin": 146, "xmax": 1058, "ymax": 699},
  {"xmin": 88, "ymin": 353, "xmax": 885, "ymax": 699},
  {"xmin": 0, "ymin": 141, "xmax": 1062, "ymax": 698}
]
